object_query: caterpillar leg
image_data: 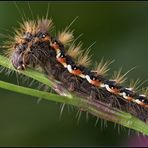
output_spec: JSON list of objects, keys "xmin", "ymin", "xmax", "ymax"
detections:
[
  {"xmin": 68, "ymin": 80, "xmax": 77, "ymax": 92},
  {"xmin": 11, "ymin": 51, "xmax": 27, "ymax": 70},
  {"xmin": 80, "ymin": 81, "xmax": 98, "ymax": 101},
  {"xmin": 107, "ymin": 95, "xmax": 121, "ymax": 109},
  {"xmin": 51, "ymin": 64, "xmax": 64, "ymax": 80},
  {"xmin": 88, "ymin": 86, "xmax": 98, "ymax": 101}
]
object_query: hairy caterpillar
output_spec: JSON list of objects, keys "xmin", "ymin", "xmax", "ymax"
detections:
[{"xmin": 0, "ymin": 2, "xmax": 148, "ymax": 136}]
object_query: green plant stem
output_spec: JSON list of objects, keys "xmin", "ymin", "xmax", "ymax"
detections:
[
  {"xmin": 0, "ymin": 80, "xmax": 148, "ymax": 135},
  {"xmin": 0, "ymin": 55, "xmax": 148, "ymax": 135},
  {"xmin": 0, "ymin": 55, "xmax": 53, "ymax": 87},
  {"xmin": 0, "ymin": 55, "xmax": 71, "ymax": 97}
]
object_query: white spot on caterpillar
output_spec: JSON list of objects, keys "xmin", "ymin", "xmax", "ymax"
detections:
[
  {"xmin": 67, "ymin": 65, "xmax": 72, "ymax": 73},
  {"xmin": 56, "ymin": 49, "xmax": 61, "ymax": 54},
  {"xmin": 126, "ymin": 87, "xmax": 133, "ymax": 91},
  {"xmin": 121, "ymin": 92, "xmax": 128, "ymax": 100},
  {"xmin": 100, "ymin": 83, "xmax": 105, "ymax": 88},
  {"xmin": 56, "ymin": 53, "xmax": 61, "ymax": 58},
  {"xmin": 134, "ymin": 99, "xmax": 142, "ymax": 104},
  {"xmin": 139, "ymin": 94, "xmax": 146, "ymax": 97},
  {"xmin": 79, "ymin": 74, "xmax": 85, "ymax": 79},
  {"xmin": 85, "ymin": 75, "xmax": 92, "ymax": 83},
  {"xmin": 105, "ymin": 84, "xmax": 112, "ymax": 93}
]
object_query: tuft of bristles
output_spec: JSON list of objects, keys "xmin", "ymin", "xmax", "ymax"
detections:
[
  {"xmin": 129, "ymin": 79, "xmax": 143, "ymax": 92},
  {"xmin": 141, "ymin": 88, "xmax": 148, "ymax": 97},
  {"xmin": 93, "ymin": 59, "xmax": 114, "ymax": 76},
  {"xmin": 21, "ymin": 20, "xmax": 36, "ymax": 34},
  {"xmin": 67, "ymin": 42, "xmax": 83, "ymax": 59},
  {"xmin": 111, "ymin": 67, "xmax": 135, "ymax": 84},
  {"xmin": 111, "ymin": 68, "xmax": 127, "ymax": 84},
  {"xmin": 58, "ymin": 28, "xmax": 74, "ymax": 46},
  {"xmin": 3, "ymin": 18, "xmax": 54, "ymax": 58},
  {"xmin": 37, "ymin": 18, "xmax": 54, "ymax": 32},
  {"xmin": 77, "ymin": 48, "xmax": 92, "ymax": 67}
]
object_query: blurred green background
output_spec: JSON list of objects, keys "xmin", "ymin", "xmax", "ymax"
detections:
[{"xmin": 0, "ymin": 1, "xmax": 148, "ymax": 146}]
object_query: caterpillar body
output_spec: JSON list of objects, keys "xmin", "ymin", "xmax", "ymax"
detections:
[{"xmin": 2, "ymin": 15, "xmax": 148, "ymax": 124}]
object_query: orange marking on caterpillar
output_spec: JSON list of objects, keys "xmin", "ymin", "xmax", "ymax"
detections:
[
  {"xmin": 105, "ymin": 84, "xmax": 120, "ymax": 95},
  {"xmin": 126, "ymin": 96, "xmax": 133, "ymax": 101},
  {"xmin": 56, "ymin": 57, "xmax": 67, "ymax": 67},
  {"xmin": 109, "ymin": 87, "xmax": 120, "ymax": 95},
  {"xmin": 90, "ymin": 80, "xmax": 103, "ymax": 87},
  {"xmin": 70, "ymin": 69, "xmax": 82, "ymax": 76},
  {"xmin": 50, "ymin": 42, "xmax": 60, "ymax": 53},
  {"xmin": 42, "ymin": 36, "xmax": 51, "ymax": 42}
]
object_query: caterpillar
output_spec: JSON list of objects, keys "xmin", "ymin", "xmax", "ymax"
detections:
[{"xmin": 1, "ymin": 2, "xmax": 148, "ymax": 128}]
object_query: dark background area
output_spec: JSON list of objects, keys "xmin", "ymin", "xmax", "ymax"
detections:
[{"xmin": 0, "ymin": 1, "xmax": 148, "ymax": 146}]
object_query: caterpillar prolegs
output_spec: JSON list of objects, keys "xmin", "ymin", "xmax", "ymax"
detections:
[{"xmin": 1, "ymin": 4, "xmax": 148, "ymax": 128}]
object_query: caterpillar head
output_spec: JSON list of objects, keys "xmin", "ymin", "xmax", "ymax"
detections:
[{"xmin": 5, "ymin": 18, "xmax": 53, "ymax": 70}]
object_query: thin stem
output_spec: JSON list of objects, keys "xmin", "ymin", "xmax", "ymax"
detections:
[
  {"xmin": 0, "ymin": 55, "xmax": 71, "ymax": 97},
  {"xmin": 0, "ymin": 55, "xmax": 53, "ymax": 86},
  {"xmin": 0, "ymin": 55, "xmax": 148, "ymax": 135}
]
